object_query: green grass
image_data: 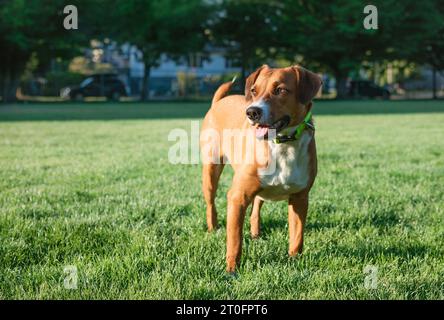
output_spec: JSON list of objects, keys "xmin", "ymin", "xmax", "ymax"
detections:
[{"xmin": 0, "ymin": 100, "xmax": 443, "ymax": 299}]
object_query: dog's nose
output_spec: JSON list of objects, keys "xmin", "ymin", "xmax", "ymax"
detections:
[{"xmin": 246, "ymin": 107, "xmax": 262, "ymax": 122}]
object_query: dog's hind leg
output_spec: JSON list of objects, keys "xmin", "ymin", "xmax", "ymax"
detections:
[
  {"xmin": 250, "ymin": 196, "xmax": 264, "ymax": 239},
  {"xmin": 202, "ymin": 163, "xmax": 225, "ymax": 232}
]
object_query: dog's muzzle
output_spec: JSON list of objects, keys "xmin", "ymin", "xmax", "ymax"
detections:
[{"xmin": 246, "ymin": 106, "xmax": 262, "ymax": 122}]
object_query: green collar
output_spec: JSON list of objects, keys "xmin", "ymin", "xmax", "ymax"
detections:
[{"xmin": 273, "ymin": 111, "xmax": 314, "ymax": 144}]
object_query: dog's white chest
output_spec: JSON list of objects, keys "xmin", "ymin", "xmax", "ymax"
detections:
[{"xmin": 257, "ymin": 132, "xmax": 311, "ymax": 201}]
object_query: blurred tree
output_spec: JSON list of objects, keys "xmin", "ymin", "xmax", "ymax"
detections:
[
  {"xmin": 0, "ymin": 0, "xmax": 99, "ymax": 102},
  {"xmin": 109, "ymin": 0, "xmax": 210, "ymax": 101},
  {"xmin": 209, "ymin": 0, "xmax": 283, "ymax": 89},
  {"xmin": 279, "ymin": 0, "xmax": 444, "ymax": 99},
  {"xmin": 1, "ymin": 0, "xmax": 441, "ymax": 102},
  {"xmin": 281, "ymin": 0, "xmax": 391, "ymax": 98},
  {"xmin": 427, "ymin": 30, "xmax": 444, "ymax": 99},
  {"xmin": 387, "ymin": 0, "xmax": 444, "ymax": 99}
]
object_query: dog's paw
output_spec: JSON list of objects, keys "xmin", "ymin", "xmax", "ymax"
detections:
[
  {"xmin": 251, "ymin": 232, "xmax": 260, "ymax": 239},
  {"xmin": 207, "ymin": 224, "xmax": 219, "ymax": 233},
  {"xmin": 224, "ymin": 271, "xmax": 239, "ymax": 280},
  {"xmin": 288, "ymin": 248, "xmax": 303, "ymax": 257},
  {"xmin": 226, "ymin": 257, "xmax": 239, "ymax": 274}
]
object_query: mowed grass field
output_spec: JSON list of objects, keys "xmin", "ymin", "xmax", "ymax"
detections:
[{"xmin": 0, "ymin": 100, "xmax": 443, "ymax": 299}]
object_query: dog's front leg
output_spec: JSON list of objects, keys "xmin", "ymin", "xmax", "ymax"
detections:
[
  {"xmin": 226, "ymin": 186, "xmax": 255, "ymax": 273},
  {"xmin": 288, "ymin": 192, "xmax": 309, "ymax": 256}
]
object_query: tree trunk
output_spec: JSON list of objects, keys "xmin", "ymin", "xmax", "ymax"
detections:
[
  {"xmin": 239, "ymin": 50, "xmax": 248, "ymax": 94},
  {"xmin": 335, "ymin": 73, "xmax": 348, "ymax": 99},
  {"xmin": 141, "ymin": 62, "xmax": 151, "ymax": 102},
  {"xmin": 432, "ymin": 66, "xmax": 437, "ymax": 100},
  {"xmin": 1, "ymin": 50, "xmax": 29, "ymax": 103},
  {"xmin": 240, "ymin": 64, "xmax": 246, "ymax": 93},
  {"xmin": 1, "ymin": 74, "xmax": 5, "ymax": 103},
  {"xmin": 1, "ymin": 70, "xmax": 19, "ymax": 103}
]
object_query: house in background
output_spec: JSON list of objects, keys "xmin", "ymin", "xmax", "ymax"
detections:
[
  {"xmin": 96, "ymin": 42, "xmax": 241, "ymax": 98},
  {"xmin": 401, "ymin": 67, "xmax": 444, "ymax": 99},
  {"xmin": 85, "ymin": 41, "xmax": 444, "ymax": 99}
]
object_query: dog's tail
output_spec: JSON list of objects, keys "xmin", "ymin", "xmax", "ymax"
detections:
[{"xmin": 211, "ymin": 76, "xmax": 237, "ymax": 105}]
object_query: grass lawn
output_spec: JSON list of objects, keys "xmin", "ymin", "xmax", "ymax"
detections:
[{"xmin": 0, "ymin": 100, "xmax": 443, "ymax": 299}]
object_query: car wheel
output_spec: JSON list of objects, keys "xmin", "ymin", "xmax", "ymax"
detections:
[
  {"xmin": 73, "ymin": 93, "xmax": 84, "ymax": 102},
  {"xmin": 110, "ymin": 91, "xmax": 121, "ymax": 102}
]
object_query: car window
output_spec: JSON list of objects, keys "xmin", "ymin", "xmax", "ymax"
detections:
[{"xmin": 80, "ymin": 77, "xmax": 94, "ymax": 88}]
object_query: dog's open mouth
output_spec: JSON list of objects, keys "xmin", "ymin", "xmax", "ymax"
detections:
[{"xmin": 254, "ymin": 115, "xmax": 290, "ymax": 139}]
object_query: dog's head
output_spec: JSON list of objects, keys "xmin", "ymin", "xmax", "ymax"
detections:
[{"xmin": 244, "ymin": 65, "xmax": 322, "ymax": 139}]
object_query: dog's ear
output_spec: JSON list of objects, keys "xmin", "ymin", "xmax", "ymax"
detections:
[
  {"xmin": 293, "ymin": 66, "xmax": 322, "ymax": 105},
  {"xmin": 245, "ymin": 65, "xmax": 268, "ymax": 100}
]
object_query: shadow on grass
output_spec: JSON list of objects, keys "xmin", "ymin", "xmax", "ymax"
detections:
[
  {"xmin": 259, "ymin": 202, "xmax": 410, "ymax": 238},
  {"xmin": 258, "ymin": 214, "xmax": 436, "ymax": 260},
  {"xmin": 1, "ymin": 99, "xmax": 443, "ymax": 121},
  {"xmin": 327, "ymin": 241, "xmax": 435, "ymax": 260}
]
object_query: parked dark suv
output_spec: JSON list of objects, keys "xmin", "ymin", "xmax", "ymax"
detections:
[
  {"xmin": 61, "ymin": 73, "xmax": 128, "ymax": 101},
  {"xmin": 348, "ymin": 80, "xmax": 390, "ymax": 99}
]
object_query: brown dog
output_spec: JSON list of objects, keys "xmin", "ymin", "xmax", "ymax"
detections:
[{"xmin": 200, "ymin": 65, "xmax": 322, "ymax": 272}]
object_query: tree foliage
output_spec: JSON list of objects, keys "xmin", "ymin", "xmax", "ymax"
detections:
[
  {"xmin": 1, "ymin": 0, "xmax": 443, "ymax": 101},
  {"xmin": 209, "ymin": 0, "xmax": 284, "ymax": 87},
  {"xmin": 0, "ymin": 0, "xmax": 98, "ymax": 102},
  {"xmin": 107, "ymin": 0, "xmax": 210, "ymax": 100}
]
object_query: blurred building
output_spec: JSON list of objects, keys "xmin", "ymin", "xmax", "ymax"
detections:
[
  {"xmin": 94, "ymin": 41, "xmax": 241, "ymax": 98},
  {"xmin": 401, "ymin": 67, "xmax": 444, "ymax": 98},
  {"xmin": 22, "ymin": 40, "xmax": 442, "ymax": 100}
]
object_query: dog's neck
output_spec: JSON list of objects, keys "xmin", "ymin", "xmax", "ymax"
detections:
[{"xmin": 273, "ymin": 111, "xmax": 314, "ymax": 144}]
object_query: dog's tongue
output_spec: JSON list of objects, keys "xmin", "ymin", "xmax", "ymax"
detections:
[{"xmin": 255, "ymin": 126, "xmax": 269, "ymax": 138}]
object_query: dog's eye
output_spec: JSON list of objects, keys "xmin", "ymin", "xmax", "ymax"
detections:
[
  {"xmin": 274, "ymin": 87, "xmax": 288, "ymax": 95},
  {"xmin": 250, "ymin": 87, "xmax": 257, "ymax": 96}
]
